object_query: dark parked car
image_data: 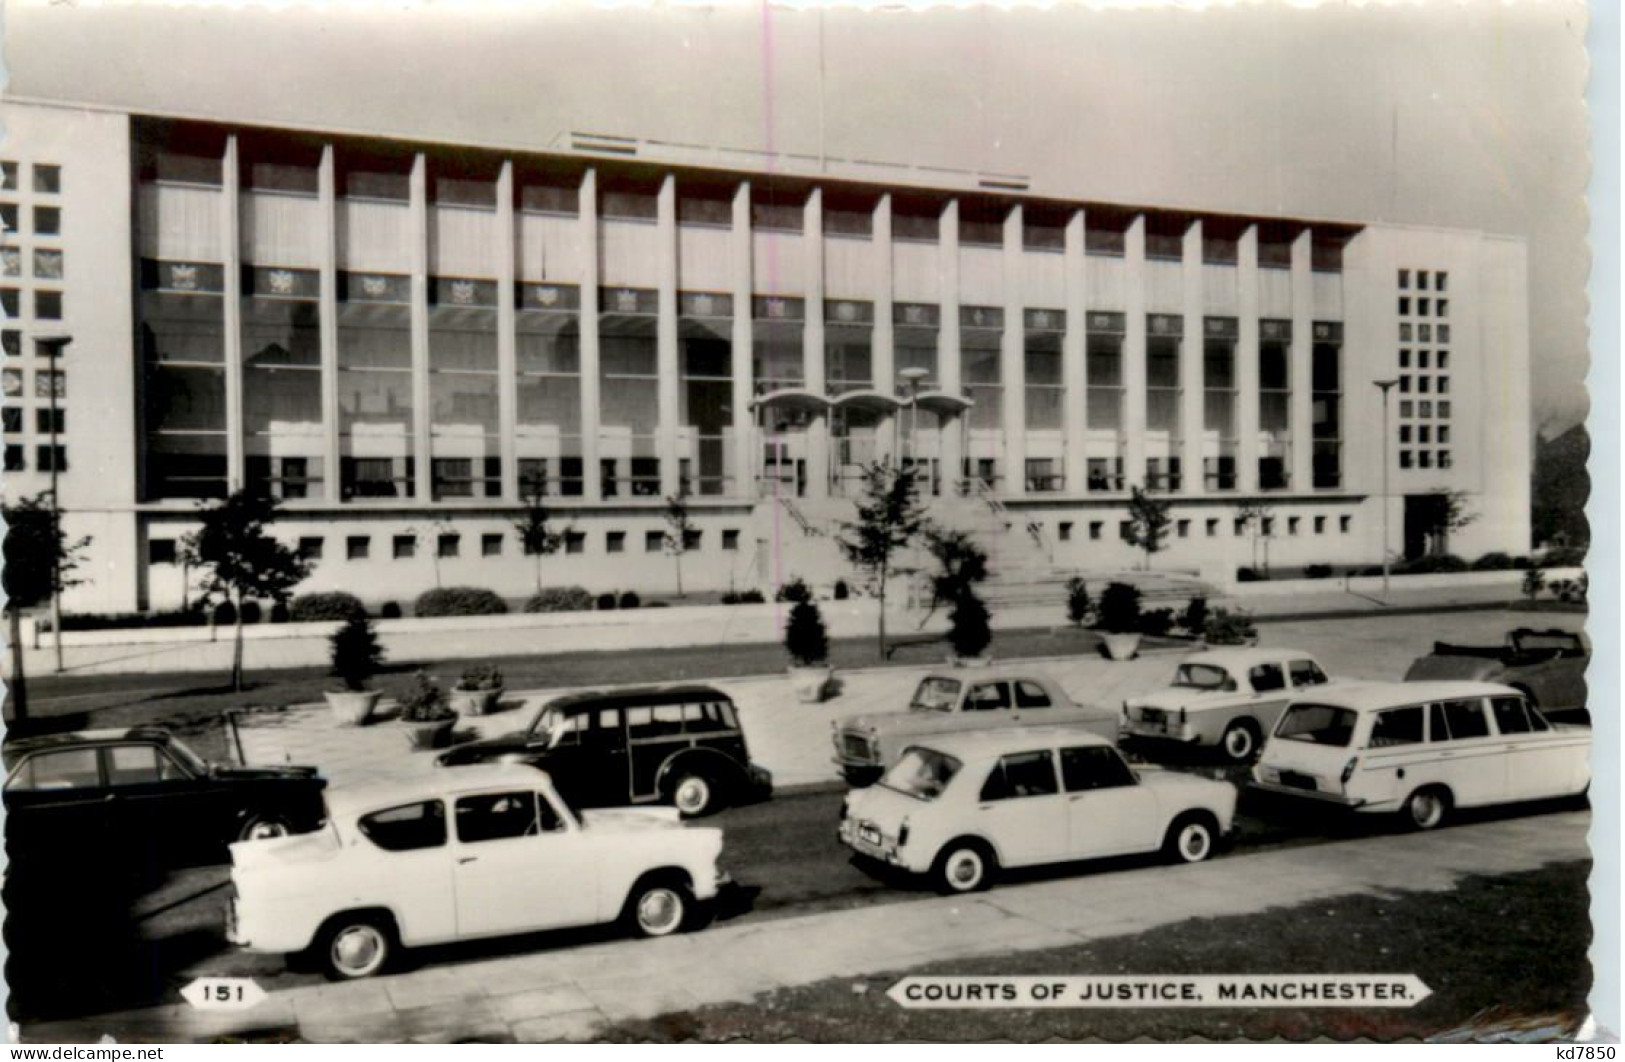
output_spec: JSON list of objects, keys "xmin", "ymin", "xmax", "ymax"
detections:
[
  {"xmin": 436, "ymin": 685, "xmax": 772, "ymax": 817},
  {"xmin": 1404, "ymin": 627, "xmax": 1590, "ymax": 723},
  {"xmin": 3, "ymin": 727, "xmax": 326, "ymax": 869}
]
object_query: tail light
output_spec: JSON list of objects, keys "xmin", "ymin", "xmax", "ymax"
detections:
[
  {"xmin": 1179, "ymin": 707, "xmax": 1187, "ymax": 725},
  {"xmin": 1121, "ymin": 700, "xmax": 1129, "ymax": 718},
  {"xmin": 840, "ymin": 795, "xmax": 850, "ymax": 821},
  {"xmin": 1341, "ymin": 757, "xmax": 1360, "ymax": 787},
  {"xmin": 898, "ymin": 819, "xmax": 911, "ymax": 847}
]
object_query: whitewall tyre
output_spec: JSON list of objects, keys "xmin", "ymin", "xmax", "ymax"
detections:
[
  {"xmin": 1165, "ymin": 817, "xmax": 1217, "ymax": 864},
  {"xmin": 671, "ymin": 774, "xmax": 715, "ymax": 818},
  {"xmin": 320, "ymin": 918, "xmax": 393, "ymax": 980},
  {"xmin": 1220, "ymin": 721, "xmax": 1260, "ymax": 763},
  {"xmin": 1404, "ymin": 788, "xmax": 1449, "ymax": 831},
  {"xmin": 238, "ymin": 815, "xmax": 293, "ymax": 843},
  {"xmin": 630, "ymin": 883, "xmax": 689, "ymax": 938},
  {"xmin": 934, "ymin": 843, "xmax": 994, "ymax": 894}
]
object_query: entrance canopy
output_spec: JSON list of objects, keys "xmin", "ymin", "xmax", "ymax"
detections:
[{"xmin": 913, "ymin": 390, "xmax": 974, "ymax": 415}]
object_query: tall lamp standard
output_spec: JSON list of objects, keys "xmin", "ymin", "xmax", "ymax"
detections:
[
  {"xmin": 35, "ymin": 333, "xmax": 72, "ymax": 673},
  {"xmin": 1373, "ymin": 379, "xmax": 1399, "ymax": 600},
  {"xmin": 898, "ymin": 366, "xmax": 931, "ymax": 486}
]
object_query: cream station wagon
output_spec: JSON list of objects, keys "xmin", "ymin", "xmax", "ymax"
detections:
[
  {"xmin": 227, "ymin": 764, "xmax": 727, "ymax": 979},
  {"xmin": 838, "ymin": 726, "xmax": 1237, "ymax": 894},
  {"xmin": 1251, "ymin": 681, "xmax": 1590, "ymax": 830},
  {"xmin": 1122, "ymin": 648, "xmax": 1334, "ymax": 762}
]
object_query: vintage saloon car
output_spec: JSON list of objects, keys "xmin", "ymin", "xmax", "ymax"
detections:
[
  {"xmin": 839, "ymin": 726, "xmax": 1238, "ymax": 894},
  {"xmin": 436, "ymin": 685, "xmax": 771, "ymax": 817},
  {"xmin": 1122, "ymin": 648, "xmax": 1334, "ymax": 763},
  {"xmin": 1251, "ymin": 681, "xmax": 1590, "ymax": 830},
  {"xmin": 228, "ymin": 764, "xmax": 728, "ymax": 979},
  {"xmin": 3, "ymin": 727, "xmax": 325, "ymax": 866},
  {"xmin": 1404, "ymin": 628, "xmax": 1590, "ymax": 722},
  {"xmin": 832, "ymin": 670, "xmax": 1119, "ymax": 786}
]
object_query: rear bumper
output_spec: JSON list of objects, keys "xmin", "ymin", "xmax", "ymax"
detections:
[
  {"xmin": 832, "ymin": 759, "xmax": 884, "ymax": 787},
  {"xmin": 1122, "ymin": 719, "xmax": 1200, "ymax": 744},
  {"xmin": 836, "ymin": 818, "xmax": 923, "ymax": 872},
  {"xmin": 1249, "ymin": 780, "xmax": 1367, "ymax": 808}
]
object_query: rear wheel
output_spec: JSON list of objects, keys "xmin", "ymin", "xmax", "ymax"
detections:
[
  {"xmin": 238, "ymin": 814, "xmax": 294, "ymax": 843},
  {"xmin": 668, "ymin": 771, "xmax": 717, "ymax": 818},
  {"xmin": 1220, "ymin": 719, "xmax": 1262, "ymax": 763},
  {"xmin": 316, "ymin": 914, "xmax": 395, "ymax": 980},
  {"xmin": 1403, "ymin": 786, "xmax": 1451, "ymax": 831},
  {"xmin": 932, "ymin": 840, "xmax": 996, "ymax": 894},
  {"xmin": 624, "ymin": 876, "xmax": 692, "ymax": 938},
  {"xmin": 1163, "ymin": 813, "xmax": 1219, "ymax": 864}
]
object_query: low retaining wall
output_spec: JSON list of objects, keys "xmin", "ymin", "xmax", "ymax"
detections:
[{"xmin": 1220, "ymin": 567, "xmax": 1582, "ymax": 600}]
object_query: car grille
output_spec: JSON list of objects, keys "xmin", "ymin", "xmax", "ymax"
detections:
[
  {"xmin": 1139, "ymin": 707, "xmax": 1167, "ymax": 725},
  {"xmin": 1278, "ymin": 770, "xmax": 1318, "ymax": 792},
  {"xmin": 842, "ymin": 733, "xmax": 874, "ymax": 762}
]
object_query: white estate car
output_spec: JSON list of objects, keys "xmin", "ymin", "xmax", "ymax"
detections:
[
  {"xmin": 1251, "ymin": 681, "xmax": 1590, "ymax": 830},
  {"xmin": 838, "ymin": 726, "xmax": 1237, "ymax": 894},
  {"xmin": 1123, "ymin": 648, "xmax": 1334, "ymax": 762},
  {"xmin": 227, "ymin": 764, "xmax": 727, "ymax": 979}
]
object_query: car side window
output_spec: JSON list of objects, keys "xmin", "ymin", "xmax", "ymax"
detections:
[
  {"xmin": 552, "ymin": 714, "xmax": 586, "ymax": 747},
  {"xmin": 1288, "ymin": 660, "xmax": 1328, "ymax": 687},
  {"xmin": 358, "ymin": 800, "xmax": 447, "ymax": 852},
  {"xmin": 7, "ymin": 748, "xmax": 100, "ymax": 792},
  {"xmin": 597, "ymin": 708, "xmax": 622, "ymax": 734},
  {"xmin": 1489, "ymin": 696, "xmax": 1534, "ymax": 735},
  {"xmin": 1060, "ymin": 746, "xmax": 1136, "ymax": 791},
  {"xmin": 456, "ymin": 791, "xmax": 548, "ymax": 844},
  {"xmin": 1368, "ymin": 706, "xmax": 1425, "ymax": 748},
  {"xmin": 968, "ymin": 683, "xmax": 1012, "ymax": 711},
  {"xmin": 1440, "ymin": 699, "xmax": 1491, "ymax": 740},
  {"xmin": 979, "ymin": 751, "xmax": 1059, "ymax": 801},
  {"xmin": 1249, "ymin": 664, "xmax": 1286, "ymax": 693},
  {"xmin": 717, "ymin": 701, "xmax": 740, "ymax": 730},
  {"xmin": 649, "ymin": 704, "xmax": 685, "ymax": 737},
  {"xmin": 1428, "ymin": 703, "xmax": 1451, "ymax": 742},
  {"xmin": 1014, "ymin": 681, "xmax": 1052, "ymax": 709},
  {"xmin": 106, "ymin": 745, "xmax": 180, "ymax": 786}
]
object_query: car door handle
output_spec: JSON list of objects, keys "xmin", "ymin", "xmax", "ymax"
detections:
[{"xmin": 458, "ymin": 856, "xmax": 477, "ymax": 865}]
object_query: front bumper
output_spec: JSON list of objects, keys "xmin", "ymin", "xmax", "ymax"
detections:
[
  {"xmin": 746, "ymin": 764, "xmax": 774, "ymax": 799},
  {"xmin": 1122, "ymin": 717, "xmax": 1200, "ymax": 743}
]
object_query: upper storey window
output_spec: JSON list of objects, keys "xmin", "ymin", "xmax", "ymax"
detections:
[
  {"xmin": 1256, "ymin": 221, "xmax": 1300, "ymax": 269},
  {"xmin": 1312, "ymin": 229, "xmax": 1350, "ymax": 273},
  {"xmin": 1144, "ymin": 213, "xmax": 1191, "ymax": 262},
  {"xmin": 1084, "ymin": 208, "xmax": 1131, "ymax": 257},
  {"xmin": 1022, "ymin": 205, "xmax": 1067, "ymax": 252},
  {"xmin": 822, "ymin": 191, "xmax": 875, "ymax": 238},
  {"xmin": 958, "ymin": 198, "xmax": 1007, "ymax": 248},
  {"xmin": 891, "ymin": 195, "xmax": 940, "ymax": 242},
  {"xmin": 1202, "ymin": 217, "xmax": 1245, "ymax": 265},
  {"xmin": 751, "ymin": 185, "xmax": 806, "ymax": 233}
]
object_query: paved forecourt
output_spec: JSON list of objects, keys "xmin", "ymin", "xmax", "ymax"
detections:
[{"xmin": 34, "ymin": 810, "xmax": 1589, "ymax": 1043}]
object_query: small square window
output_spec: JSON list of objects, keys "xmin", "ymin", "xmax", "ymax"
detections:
[
  {"xmin": 1398, "ymin": 349, "xmax": 1410, "ymax": 368},
  {"xmin": 393, "ymin": 535, "xmax": 416, "ymax": 560},
  {"xmin": 35, "ymin": 444, "xmax": 65, "ymax": 471},
  {"xmin": 1418, "ymin": 298, "xmax": 1430, "ymax": 316},
  {"xmin": 1439, "ymin": 450, "xmax": 1452, "ymax": 469},
  {"xmin": 1437, "ymin": 376, "xmax": 1449, "ymax": 395},
  {"xmin": 1398, "ymin": 297, "xmax": 1410, "ymax": 316},
  {"xmin": 3, "ymin": 444, "xmax": 22, "ymax": 471},
  {"xmin": 1314, "ymin": 515, "xmax": 1326, "ymax": 534},
  {"xmin": 33, "ymin": 206, "xmax": 60, "ymax": 237},
  {"xmin": 1435, "ymin": 272, "xmax": 1448, "ymax": 293},
  {"xmin": 1176, "ymin": 519, "xmax": 1190, "ymax": 538},
  {"xmin": 1438, "ymin": 401, "xmax": 1451, "ymax": 419},
  {"xmin": 1, "ymin": 331, "xmax": 16, "ymax": 357},
  {"xmin": 32, "ymin": 165, "xmax": 61, "ymax": 195},
  {"xmin": 1418, "ymin": 324, "xmax": 1432, "ymax": 343},
  {"xmin": 1118, "ymin": 521, "xmax": 1133, "ymax": 542},
  {"xmin": 149, "ymin": 539, "xmax": 177, "ymax": 565},
  {"xmin": 1, "ymin": 248, "xmax": 16, "ymax": 277},
  {"xmin": 1436, "ymin": 299, "xmax": 1448, "ymax": 318},
  {"xmin": 1233, "ymin": 518, "xmax": 1246, "ymax": 536},
  {"xmin": 1419, "ymin": 451, "xmax": 1433, "ymax": 469},
  {"xmin": 1418, "ymin": 350, "xmax": 1430, "ymax": 369},
  {"xmin": 1399, "ymin": 425, "xmax": 1411, "ymax": 443},
  {"xmin": 0, "ymin": 203, "xmax": 17, "ymax": 234},
  {"xmin": 36, "ymin": 370, "xmax": 64, "ymax": 399},
  {"xmin": 645, "ymin": 530, "xmax": 664, "ymax": 552},
  {"xmin": 1088, "ymin": 521, "xmax": 1103, "ymax": 541},
  {"xmin": 35, "ymin": 408, "xmax": 64, "ymax": 433},
  {"xmin": 437, "ymin": 534, "xmax": 460, "ymax": 559},
  {"xmin": 1397, "ymin": 269, "xmax": 1410, "ymax": 289},
  {"xmin": 1399, "ymin": 376, "xmax": 1411, "ymax": 393},
  {"xmin": 1340, "ymin": 515, "xmax": 1352, "ymax": 533},
  {"xmin": 481, "ymin": 533, "xmax": 503, "ymax": 557},
  {"xmin": 1437, "ymin": 324, "xmax": 1451, "ymax": 344},
  {"xmin": 606, "ymin": 531, "xmax": 626, "ymax": 553},
  {"xmin": 1399, "ymin": 400, "xmax": 1414, "ymax": 418},
  {"xmin": 1437, "ymin": 351, "xmax": 1450, "ymax": 370},
  {"xmin": 0, "ymin": 162, "xmax": 16, "ymax": 190},
  {"xmin": 1205, "ymin": 518, "xmax": 1219, "ymax": 537},
  {"xmin": 347, "ymin": 536, "xmax": 371, "ymax": 560},
  {"xmin": 565, "ymin": 531, "xmax": 586, "ymax": 555},
  {"xmin": 35, "ymin": 291, "xmax": 61, "ymax": 320},
  {"xmin": 2, "ymin": 408, "xmax": 20, "ymax": 433},
  {"xmin": 33, "ymin": 249, "xmax": 63, "ymax": 281},
  {"xmin": 1261, "ymin": 518, "xmax": 1275, "ymax": 536},
  {"xmin": 1417, "ymin": 270, "xmax": 1430, "ymax": 291},
  {"xmin": 1417, "ymin": 377, "xmax": 1430, "ymax": 394},
  {"xmin": 1399, "ymin": 323, "xmax": 1412, "ymax": 342},
  {"xmin": 1439, "ymin": 426, "xmax": 1451, "ymax": 444},
  {"xmin": 1287, "ymin": 516, "xmax": 1300, "ymax": 535},
  {"xmin": 1399, "ymin": 450, "xmax": 1413, "ymax": 469},
  {"xmin": 298, "ymin": 537, "xmax": 324, "ymax": 560},
  {"xmin": 722, "ymin": 529, "xmax": 740, "ymax": 551},
  {"xmin": 1419, "ymin": 425, "xmax": 1432, "ymax": 443},
  {"xmin": 2, "ymin": 288, "xmax": 19, "ymax": 317},
  {"xmin": 1419, "ymin": 400, "xmax": 1433, "ymax": 418},
  {"xmin": 684, "ymin": 529, "xmax": 702, "ymax": 551}
]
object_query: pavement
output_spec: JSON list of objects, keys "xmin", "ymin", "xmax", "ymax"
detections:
[
  {"xmin": 10, "ymin": 579, "xmax": 1541, "ymax": 678},
  {"xmin": 25, "ymin": 809, "xmax": 1591, "ymax": 1044},
  {"xmin": 235, "ymin": 607, "xmax": 1585, "ymax": 789}
]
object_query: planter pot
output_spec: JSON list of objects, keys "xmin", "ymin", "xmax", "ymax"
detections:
[
  {"xmin": 788, "ymin": 665, "xmax": 833, "ymax": 704},
  {"xmin": 1101, "ymin": 632, "xmax": 1143, "ymax": 661},
  {"xmin": 948, "ymin": 653, "xmax": 994, "ymax": 669},
  {"xmin": 325, "ymin": 689, "xmax": 381, "ymax": 726},
  {"xmin": 403, "ymin": 718, "xmax": 458, "ymax": 750},
  {"xmin": 450, "ymin": 687, "xmax": 503, "ymax": 717}
]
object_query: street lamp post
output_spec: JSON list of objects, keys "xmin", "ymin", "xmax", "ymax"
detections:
[
  {"xmin": 36, "ymin": 334, "xmax": 72, "ymax": 673},
  {"xmin": 1373, "ymin": 379, "xmax": 1399, "ymax": 600}
]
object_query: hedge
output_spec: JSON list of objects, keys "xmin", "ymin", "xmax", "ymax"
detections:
[
  {"xmin": 525, "ymin": 587, "xmax": 594, "ymax": 613},
  {"xmin": 414, "ymin": 587, "xmax": 509, "ymax": 618},
  {"xmin": 291, "ymin": 591, "xmax": 367, "ymax": 622}
]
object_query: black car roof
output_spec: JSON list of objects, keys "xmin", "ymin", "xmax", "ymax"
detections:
[
  {"xmin": 542, "ymin": 685, "xmax": 734, "ymax": 715},
  {"xmin": 2, "ymin": 727, "xmax": 175, "ymax": 768}
]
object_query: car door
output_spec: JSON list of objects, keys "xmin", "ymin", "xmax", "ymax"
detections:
[
  {"xmin": 451, "ymin": 789, "xmax": 597, "ymax": 937},
  {"xmin": 973, "ymin": 750, "xmax": 1067, "ymax": 868},
  {"xmin": 352, "ymin": 799, "xmax": 459, "ymax": 945},
  {"xmin": 1060, "ymin": 746, "xmax": 1158, "ymax": 859},
  {"xmin": 1429, "ymin": 697, "xmax": 1506, "ymax": 807},
  {"xmin": 1283, "ymin": 659, "xmax": 1331, "ymax": 730},
  {"xmin": 1246, "ymin": 662, "xmax": 1293, "ymax": 725},
  {"xmin": 101, "ymin": 743, "xmax": 221, "ymax": 862},
  {"xmin": 1488, "ymin": 695, "xmax": 1571, "ymax": 801},
  {"xmin": 541, "ymin": 709, "xmax": 626, "ymax": 808},
  {"xmin": 3, "ymin": 747, "xmax": 108, "ymax": 858},
  {"xmin": 965, "ymin": 682, "xmax": 1014, "ymax": 715}
]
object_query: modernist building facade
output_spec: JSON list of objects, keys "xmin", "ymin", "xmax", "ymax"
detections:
[{"xmin": 0, "ymin": 98, "xmax": 1532, "ymax": 613}]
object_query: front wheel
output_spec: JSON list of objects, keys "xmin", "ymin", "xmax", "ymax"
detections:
[
  {"xmin": 316, "ymin": 915, "xmax": 395, "ymax": 980},
  {"xmin": 1164, "ymin": 814, "xmax": 1218, "ymax": 864},
  {"xmin": 238, "ymin": 814, "xmax": 294, "ymax": 843},
  {"xmin": 626, "ymin": 879, "xmax": 691, "ymax": 938},
  {"xmin": 932, "ymin": 840, "xmax": 996, "ymax": 895},
  {"xmin": 1220, "ymin": 720, "xmax": 1262, "ymax": 763},
  {"xmin": 1403, "ymin": 787, "xmax": 1451, "ymax": 831}
]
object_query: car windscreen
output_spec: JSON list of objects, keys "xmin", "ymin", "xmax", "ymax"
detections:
[
  {"xmin": 1172, "ymin": 664, "xmax": 1235, "ymax": 691},
  {"xmin": 910, "ymin": 677, "xmax": 961, "ymax": 712},
  {"xmin": 1511, "ymin": 631, "xmax": 1585, "ymax": 655},
  {"xmin": 163, "ymin": 736, "xmax": 210, "ymax": 776},
  {"xmin": 1274, "ymin": 704, "xmax": 1357, "ymax": 746},
  {"xmin": 880, "ymin": 748, "xmax": 962, "ymax": 800}
]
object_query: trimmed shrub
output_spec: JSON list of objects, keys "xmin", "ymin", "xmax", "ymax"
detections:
[
  {"xmin": 239, "ymin": 601, "xmax": 263, "ymax": 625},
  {"xmin": 414, "ymin": 587, "xmax": 509, "ymax": 618},
  {"xmin": 1305, "ymin": 564, "xmax": 1334, "ymax": 579},
  {"xmin": 1472, "ymin": 552, "xmax": 1517, "ymax": 571},
  {"xmin": 1236, "ymin": 567, "xmax": 1268, "ymax": 583},
  {"xmin": 948, "ymin": 590, "xmax": 993, "ymax": 659},
  {"xmin": 833, "ymin": 579, "xmax": 850, "ymax": 601},
  {"xmin": 1542, "ymin": 546, "xmax": 1587, "ymax": 568},
  {"xmin": 723, "ymin": 589, "xmax": 767, "ymax": 605},
  {"xmin": 269, "ymin": 602, "xmax": 290, "ymax": 624},
  {"xmin": 1178, "ymin": 595, "xmax": 1209, "ymax": 638},
  {"xmin": 1400, "ymin": 554, "xmax": 1469, "ymax": 575},
  {"xmin": 456, "ymin": 663, "xmax": 503, "ymax": 691},
  {"xmin": 618, "ymin": 591, "xmax": 641, "ymax": 610},
  {"xmin": 1139, "ymin": 607, "xmax": 1175, "ymax": 637},
  {"xmin": 1512, "ymin": 556, "xmax": 1534, "ymax": 570},
  {"xmin": 398, "ymin": 671, "xmax": 454, "ymax": 723},
  {"xmin": 1065, "ymin": 576, "xmax": 1091, "ymax": 627},
  {"xmin": 60, "ymin": 609, "xmax": 206, "ymax": 632},
  {"xmin": 330, "ymin": 613, "xmax": 384, "ymax": 691},
  {"xmin": 1204, "ymin": 607, "xmax": 1258, "ymax": 646},
  {"xmin": 213, "ymin": 601, "xmax": 238, "ymax": 626},
  {"xmin": 525, "ymin": 587, "xmax": 594, "ymax": 613},
  {"xmin": 1096, "ymin": 582, "xmax": 1142, "ymax": 634},
  {"xmin": 646, "ymin": 601, "xmax": 671, "ymax": 609},
  {"xmin": 380, "ymin": 601, "xmax": 403, "ymax": 619},
  {"xmin": 291, "ymin": 591, "xmax": 366, "ymax": 623},
  {"xmin": 596, "ymin": 593, "xmax": 618, "ymax": 611},
  {"xmin": 775, "ymin": 577, "xmax": 813, "ymax": 604},
  {"xmin": 784, "ymin": 599, "xmax": 830, "ymax": 667},
  {"xmin": 1522, "ymin": 568, "xmax": 1547, "ymax": 601}
]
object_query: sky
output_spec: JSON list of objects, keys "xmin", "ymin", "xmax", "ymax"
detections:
[{"xmin": 0, "ymin": 0, "xmax": 1592, "ymax": 433}]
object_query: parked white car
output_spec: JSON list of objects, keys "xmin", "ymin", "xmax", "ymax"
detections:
[
  {"xmin": 227, "ymin": 764, "xmax": 727, "ymax": 979},
  {"xmin": 1123, "ymin": 648, "xmax": 1334, "ymax": 762},
  {"xmin": 838, "ymin": 726, "xmax": 1237, "ymax": 894},
  {"xmin": 1251, "ymin": 680, "xmax": 1590, "ymax": 830}
]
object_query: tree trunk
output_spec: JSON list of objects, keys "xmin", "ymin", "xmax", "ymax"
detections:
[
  {"xmin": 876, "ymin": 562, "xmax": 888, "ymax": 660},
  {"xmin": 676, "ymin": 554, "xmax": 684, "ymax": 598},
  {"xmin": 7, "ymin": 605, "xmax": 27, "ymax": 722},
  {"xmin": 535, "ymin": 553, "xmax": 543, "ymax": 594},
  {"xmin": 231, "ymin": 590, "xmax": 246, "ymax": 692}
]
